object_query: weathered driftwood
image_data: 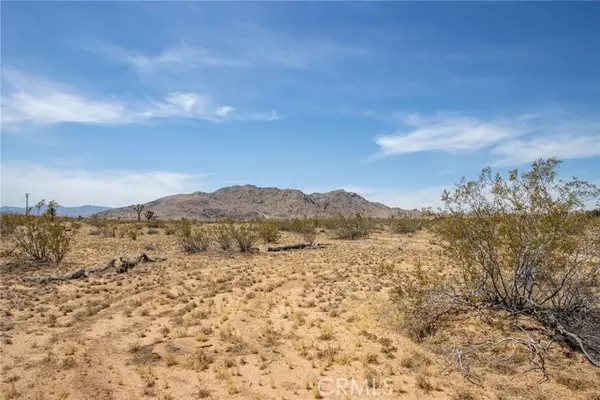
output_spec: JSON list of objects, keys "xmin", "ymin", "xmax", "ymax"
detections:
[
  {"xmin": 266, "ymin": 243, "xmax": 327, "ymax": 252},
  {"xmin": 116, "ymin": 252, "xmax": 157, "ymax": 273},
  {"xmin": 23, "ymin": 253, "xmax": 163, "ymax": 284},
  {"xmin": 86, "ymin": 259, "xmax": 117, "ymax": 274}
]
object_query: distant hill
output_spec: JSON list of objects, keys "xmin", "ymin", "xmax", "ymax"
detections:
[
  {"xmin": 0, "ymin": 205, "xmax": 112, "ymax": 218},
  {"xmin": 98, "ymin": 185, "xmax": 416, "ymax": 220}
]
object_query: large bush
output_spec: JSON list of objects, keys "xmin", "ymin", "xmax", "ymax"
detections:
[
  {"xmin": 176, "ymin": 220, "xmax": 211, "ymax": 253},
  {"xmin": 276, "ymin": 218, "xmax": 318, "ymax": 243},
  {"xmin": 213, "ymin": 223, "xmax": 234, "ymax": 251},
  {"xmin": 10, "ymin": 216, "xmax": 72, "ymax": 266},
  {"xmin": 333, "ymin": 213, "xmax": 372, "ymax": 239},
  {"xmin": 435, "ymin": 158, "xmax": 599, "ymax": 314},
  {"xmin": 230, "ymin": 223, "xmax": 258, "ymax": 252},
  {"xmin": 393, "ymin": 158, "xmax": 600, "ymax": 365},
  {"xmin": 258, "ymin": 221, "xmax": 281, "ymax": 243},
  {"xmin": 390, "ymin": 218, "xmax": 423, "ymax": 234},
  {"xmin": 1, "ymin": 213, "xmax": 28, "ymax": 238},
  {"xmin": 297, "ymin": 219, "xmax": 317, "ymax": 244}
]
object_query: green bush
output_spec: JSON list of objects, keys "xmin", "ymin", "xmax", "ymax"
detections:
[
  {"xmin": 164, "ymin": 223, "xmax": 177, "ymax": 235},
  {"xmin": 230, "ymin": 223, "xmax": 258, "ymax": 252},
  {"xmin": 148, "ymin": 219, "xmax": 164, "ymax": 229},
  {"xmin": 174, "ymin": 219, "xmax": 194, "ymax": 237},
  {"xmin": 394, "ymin": 158, "xmax": 600, "ymax": 361},
  {"xmin": 277, "ymin": 218, "xmax": 301, "ymax": 233},
  {"xmin": 334, "ymin": 213, "xmax": 372, "ymax": 239},
  {"xmin": 101, "ymin": 225, "xmax": 117, "ymax": 238},
  {"xmin": 258, "ymin": 221, "xmax": 281, "ymax": 243},
  {"xmin": 10, "ymin": 216, "xmax": 71, "ymax": 266},
  {"xmin": 213, "ymin": 224, "xmax": 234, "ymax": 251},
  {"xmin": 297, "ymin": 219, "xmax": 317, "ymax": 244},
  {"xmin": 124, "ymin": 225, "xmax": 138, "ymax": 240},
  {"xmin": 1, "ymin": 213, "xmax": 28, "ymax": 238},
  {"xmin": 174, "ymin": 219, "xmax": 211, "ymax": 253},
  {"xmin": 178, "ymin": 226, "xmax": 211, "ymax": 253},
  {"xmin": 86, "ymin": 217, "xmax": 118, "ymax": 238},
  {"xmin": 87, "ymin": 215, "xmax": 106, "ymax": 228},
  {"xmin": 391, "ymin": 219, "xmax": 422, "ymax": 234}
]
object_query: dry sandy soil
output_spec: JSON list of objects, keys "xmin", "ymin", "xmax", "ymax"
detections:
[{"xmin": 1, "ymin": 224, "xmax": 599, "ymax": 400}]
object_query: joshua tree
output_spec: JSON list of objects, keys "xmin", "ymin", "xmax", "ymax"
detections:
[
  {"xmin": 34, "ymin": 199, "xmax": 46, "ymax": 215},
  {"xmin": 132, "ymin": 204, "xmax": 145, "ymax": 222},
  {"xmin": 45, "ymin": 200, "xmax": 59, "ymax": 221},
  {"xmin": 144, "ymin": 210, "xmax": 155, "ymax": 221}
]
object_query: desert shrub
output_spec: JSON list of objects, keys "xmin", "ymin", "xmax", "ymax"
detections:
[
  {"xmin": 10, "ymin": 216, "xmax": 71, "ymax": 265},
  {"xmin": 148, "ymin": 219, "xmax": 164, "ymax": 229},
  {"xmin": 391, "ymin": 218, "xmax": 423, "ymax": 234},
  {"xmin": 164, "ymin": 223, "xmax": 177, "ymax": 235},
  {"xmin": 390, "ymin": 262, "xmax": 448, "ymax": 341},
  {"xmin": 213, "ymin": 224, "xmax": 234, "ymax": 251},
  {"xmin": 334, "ymin": 213, "xmax": 372, "ymax": 239},
  {"xmin": 124, "ymin": 225, "xmax": 138, "ymax": 240},
  {"xmin": 277, "ymin": 218, "xmax": 299, "ymax": 232},
  {"xmin": 178, "ymin": 226, "xmax": 211, "ymax": 253},
  {"xmin": 258, "ymin": 221, "xmax": 281, "ymax": 243},
  {"xmin": 435, "ymin": 158, "xmax": 600, "ymax": 314},
  {"xmin": 230, "ymin": 223, "xmax": 258, "ymax": 252},
  {"xmin": 100, "ymin": 224, "xmax": 117, "ymax": 238},
  {"xmin": 317, "ymin": 217, "xmax": 338, "ymax": 230},
  {"xmin": 278, "ymin": 217, "xmax": 316, "ymax": 233},
  {"xmin": 1, "ymin": 213, "xmax": 28, "ymax": 238},
  {"xmin": 175, "ymin": 219, "xmax": 210, "ymax": 252},
  {"xmin": 297, "ymin": 219, "xmax": 317, "ymax": 244},
  {"xmin": 46, "ymin": 222, "xmax": 72, "ymax": 265},
  {"xmin": 174, "ymin": 219, "xmax": 194, "ymax": 237},
  {"xmin": 86, "ymin": 215, "xmax": 105, "ymax": 228},
  {"xmin": 394, "ymin": 158, "xmax": 600, "ymax": 365},
  {"xmin": 86, "ymin": 217, "xmax": 118, "ymax": 237}
]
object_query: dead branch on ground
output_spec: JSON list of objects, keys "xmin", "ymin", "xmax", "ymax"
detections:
[{"xmin": 22, "ymin": 253, "xmax": 165, "ymax": 284}]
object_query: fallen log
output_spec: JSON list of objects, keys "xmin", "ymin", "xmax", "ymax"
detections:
[
  {"xmin": 117, "ymin": 252, "xmax": 159, "ymax": 273},
  {"xmin": 22, "ymin": 253, "xmax": 164, "ymax": 283},
  {"xmin": 267, "ymin": 243, "xmax": 327, "ymax": 252},
  {"xmin": 87, "ymin": 259, "xmax": 117, "ymax": 274}
]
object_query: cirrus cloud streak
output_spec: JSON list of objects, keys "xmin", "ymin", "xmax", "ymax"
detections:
[
  {"xmin": 1, "ymin": 67, "xmax": 279, "ymax": 130},
  {"xmin": 371, "ymin": 112, "xmax": 600, "ymax": 165}
]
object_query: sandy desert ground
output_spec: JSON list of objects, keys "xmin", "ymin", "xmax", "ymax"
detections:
[{"xmin": 1, "ymin": 224, "xmax": 599, "ymax": 400}]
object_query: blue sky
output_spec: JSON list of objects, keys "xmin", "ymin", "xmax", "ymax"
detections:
[{"xmin": 1, "ymin": 2, "xmax": 599, "ymax": 209}]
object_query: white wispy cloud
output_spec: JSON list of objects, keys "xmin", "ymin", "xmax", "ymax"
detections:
[
  {"xmin": 0, "ymin": 162, "xmax": 208, "ymax": 207},
  {"xmin": 371, "ymin": 112, "xmax": 600, "ymax": 165},
  {"xmin": 99, "ymin": 44, "xmax": 250, "ymax": 73},
  {"xmin": 371, "ymin": 113, "xmax": 533, "ymax": 159},
  {"xmin": 97, "ymin": 35, "xmax": 364, "ymax": 74},
  {"xmin": 1, "ymin": 68, "xmax": 130, "ymax": 127},
  {"xmin": 0, "ymin": 68, "xmax": 279, "ymax": 129},
  {"xmin": 492, "ymin": 134, "xmax": 600, "ymax": 166}
]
